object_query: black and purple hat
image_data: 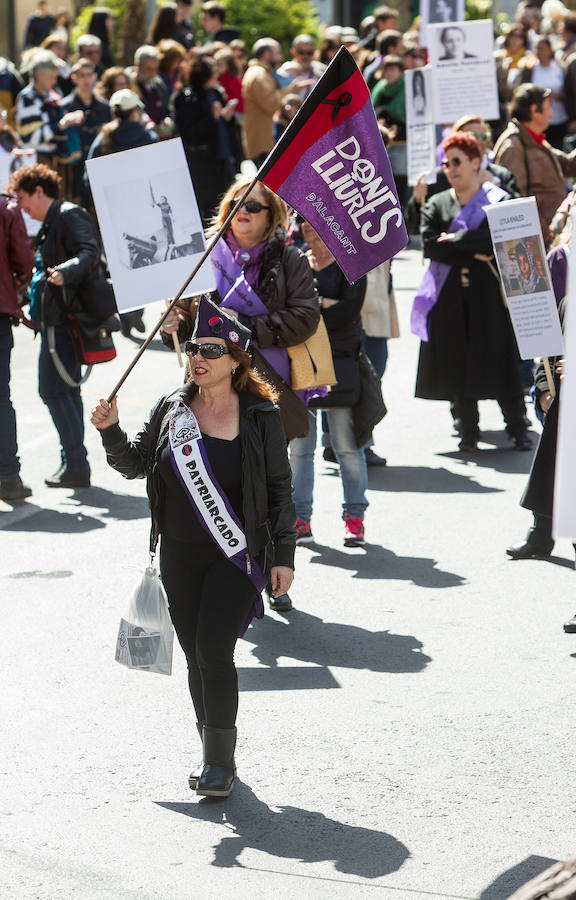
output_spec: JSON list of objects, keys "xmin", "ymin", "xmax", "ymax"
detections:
[{"xmin": 192, "ymin": 294, "xmax": 251, "ymax": 351}]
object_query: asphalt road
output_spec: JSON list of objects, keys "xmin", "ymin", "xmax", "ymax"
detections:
[{"xmin": 1, "ymin": 248, "xmax": 575, "ymax": 900}]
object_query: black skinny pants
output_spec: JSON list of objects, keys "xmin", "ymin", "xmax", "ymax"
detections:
[{"xmin": 160, "ymin": 537, "xmax": 256, "ymax": 730}]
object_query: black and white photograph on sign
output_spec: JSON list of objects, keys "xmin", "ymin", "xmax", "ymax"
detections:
[
  {"xmin": 419, "ymin": 0, "xmax": 464, "ymax": 42},
  {"xmin": 86, "ymin": 138, "xmax": 215, "ymax": 315},
  {"xmin": 427, "ymin": 20, "xmax": 499, "ymax": 123},
  {"xmin": 438, "ymin": 25, "xmax": 476, "ymax": 59},
  {"xmin": 405, "ymin": 67, "xmax": 437, "ymax": 186},
  {"xmin": 104, "ymin": 172, "xmax": 205, "ymax": 271},
  {"xmin": 494, "ymin": 237, "xmax": 551, "ymax": 296}
]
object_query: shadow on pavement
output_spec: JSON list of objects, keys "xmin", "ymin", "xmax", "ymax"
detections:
[
  {"xmin": 0, "ymin": 506, "xmax": 106, "ymax": 533},
  {"xmin": 479, "ymin": 855, "xmax": 559, "ymax": 899},
  {"xmin": 156, "ymin": 782, "xmax": 410, "ymax": 878},
  {"xmin": 363, "ymin": 465, "xmax": 502, "ymax": 494},
  {"xmin": 67, "ymin": 486, "xmax": 150, "ymax": 520},
  {"xmin": 304, "ymin": 542, "xmax": 465, "ymax": 589},
  {"xmin": 243, "ymin": 609, "xmax": 432, "ymax": 673},
  {"xmin": 437, "ymin": 442, "xmax": 535, "ymax": 476}
]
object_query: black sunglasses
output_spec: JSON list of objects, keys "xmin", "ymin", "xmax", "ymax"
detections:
[
  {"xmin": 231, "ymin": 199, "xmax": 270, "ymax": 214},
  {"xmin": 185, "ymin": 341, "xmax": 230, "ymax": 359},
  {"xmin": 441, "ymin": 157, "xmax": 464, "ymax": 169}
]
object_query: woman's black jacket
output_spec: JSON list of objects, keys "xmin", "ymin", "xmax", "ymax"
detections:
[
  {"xmin": 99, "ymin": 384, "xmax": 296, "ymax": 572},
  {"xmin": 36, "ymin": 199, "xmax": 100, "ymax": 328}
]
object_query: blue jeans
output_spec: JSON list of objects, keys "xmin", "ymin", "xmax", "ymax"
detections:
[
  {"xmin": 38, "ymin": 325, "xmax": 89, "ymax": 472},
  {"xmin": 290, "ymin": 408, "xmax": 368, "ymax": 521},
  {"xmin": 0, "ymin": 315, "xmax": 19, "ymax": 479}
]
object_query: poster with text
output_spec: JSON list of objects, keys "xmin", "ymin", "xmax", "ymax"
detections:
[
  {"xmin": 86, "ymin": 139, "xmax": 215, "ymax": 314},
  {"xmin": 427, "ymin": 20, "xmax": 499, "ymax": 123},
  {"xmin": 553, "ymin": 241, "xmax": 575, "ymax": 540},
  {"xmin": 485, "ymin": 197, "xmax": 564, "ymax": 360},
  {"xmin": 405, "ymin": 67, "xmax": 437, "ymax": 186},
  {"xmin": 420, "ymin": 0, "xmax": 465, "ymax": 45}
]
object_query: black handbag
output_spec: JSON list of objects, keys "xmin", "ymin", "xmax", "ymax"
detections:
[
  {"xmin": 308, "ymin": 355, "xmax": 361, "ymax": 410},
  {"xmin": 77, "ymin": 276, "xmax": 118, "ymax": 320}
]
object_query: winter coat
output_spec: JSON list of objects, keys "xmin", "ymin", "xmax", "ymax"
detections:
[
  {"xmin": 521, "ymin": 299, "xmax": 566, "ymax": 518},
  {"xmin": 35, "ymin": 199, "xmax": 100, "ymax": 328},
  {"xmin": 415, "ymin": 190, "xmax": 523, "ymax": 402},
  {"xmin": 242, "ymin": 60, "xmax": 284, "ymax": 159},
  {"xmin": 493, "ymin": 118, "xmax": 576, "ymax": 236},
  {"xmin": 87, "ymin": 119, "xmax": 158, "ymax": 159},
  {"xmin": 0, "ymin": 194, "xmax": 34, "ymax": 318},
  {"xmin": 361, "ymin": 259, "xmax": 399, "ymax": 339},
  {"xmin": 99, "ymin": 385, "xmax": 296, "ymax": 572}
]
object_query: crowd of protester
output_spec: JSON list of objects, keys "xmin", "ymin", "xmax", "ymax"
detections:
[{"xmin": 1, "ymin": 0, "xmax": 576, "ymax": 624}]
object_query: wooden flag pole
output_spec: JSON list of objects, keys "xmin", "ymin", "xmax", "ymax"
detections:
[
  {"xmin": 106, "ymin": 172, "xmax": 262, "ymax": 404},
  {"xmin": 542, "ymin": 356, "xmax": 556, "ymax": 398}
]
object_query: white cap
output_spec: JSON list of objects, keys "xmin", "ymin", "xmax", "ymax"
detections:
[{"xmin": 109, "ymin": 89, "xmax": 143, "ymax": 111}]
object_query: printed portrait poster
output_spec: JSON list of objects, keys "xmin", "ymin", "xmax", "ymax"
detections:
[
  {"xmin": 484, "ymin": 197, "xmax": 564, "ymax": 360},
  {"xmin": 419, "ymin": 0, "xmax": 465, "ymax": 44},
  {"xmin": 405, "ymin": 66, "xmax": 437, "ymax": 186},
  {"xmin": 553, "ymin": 242, "xmax": 576, "ymax": 540},
  {"xmin": 427, "ymin": 20, "xmax": 499, "ymax": 123},
  {"xmin": 86, "ymin": 139, "xmax": 215, "ymax": 314}
]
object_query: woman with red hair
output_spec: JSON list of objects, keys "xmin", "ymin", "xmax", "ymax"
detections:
[{"xmin": 411, "ymin": 132, "xmax": 529, "ymax": 452}]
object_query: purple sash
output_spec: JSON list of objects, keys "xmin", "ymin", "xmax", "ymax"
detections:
[
  {"xmin": 168, "ymin": 402, "xmax": 266, "ymax": 636},
  {"xmin": 410, "ymin": 183, "xmax": 508, "ymax": 341},
  {"xmin": 210, "ymin": 238, "xmax": 291, "ymax": 383}
]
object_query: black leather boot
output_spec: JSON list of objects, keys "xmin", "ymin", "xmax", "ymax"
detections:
[
  {"xmin": 196, "ymin": 726, "xmax": 237, "ymax": 798},
  {"xmin": 506, "ymin": 526, "xmax": 554, "ymax": 559},
  {"xmin": 188, "ymin": 722, "xmax": 204, "ymax": 790}
]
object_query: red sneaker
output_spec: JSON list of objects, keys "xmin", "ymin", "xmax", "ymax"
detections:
[
  {"xmin": 344, "ymin": 515, "xmax": 365, "ymax": 547},
  {"xmin": 295, "ymin": 519, "xmax": 314, "ymax": 544}
]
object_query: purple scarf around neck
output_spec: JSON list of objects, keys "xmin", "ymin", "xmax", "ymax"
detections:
[
  {"xmin": 210, "ymin": 235, "xmax": 292, "ymax": 384},
  {"xmin": 410, "ymin": 182, "xmax": 508, "ymax": 342}
]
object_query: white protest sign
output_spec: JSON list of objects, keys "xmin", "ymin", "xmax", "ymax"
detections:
[
  {"xmin": 0, "ymin": 147, "xmax": 41, "ymax": 237},
  {"xmin": 419, "ymin": 0, "xmax": 465, "ymax": 45},
  {"xmin": 86, "ymin": 139, "xmax": 215, "ymax": 314},
  {"xmin": 427, "ymin": 20, "xmax": 499, "ymax": 123},
  {"xmin": 405, "ymin": 67, "xmax": 437, "ymax": 187},
  {"xmin": 553, "ymin": 253, "xmax": 575, "ymax": 540},
  {"xmin": 485, "ymin": 197, "xmax": 564, "ymax": 360}
]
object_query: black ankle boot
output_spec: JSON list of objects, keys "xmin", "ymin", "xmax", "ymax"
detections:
[
  {"xmin": 196, "ymin": 726, "xmax": 237, "ymax": 798},
  {"xmin": 188, "ymin": 722, "xmax": 204, "ymax": 790},
  {"xmin": 506, "ymin": 526, "xmax": 554, "ymax": 559}
]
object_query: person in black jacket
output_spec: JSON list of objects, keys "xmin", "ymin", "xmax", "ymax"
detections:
[
  {"xmin": 289, "ymin": 220, "xmax": 369, "ymax": 548},
  {"xmin": 10, "ymin": 163, "xmax": 100, "ymax": 488},
  {"xmin": 91, "ymin": 296, "xmax": 296, "ymax": 798}
]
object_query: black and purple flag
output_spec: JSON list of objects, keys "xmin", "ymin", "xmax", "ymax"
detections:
[{"xmin": 259, "ymin": 46, "xmax": 408, "ymax": 283}]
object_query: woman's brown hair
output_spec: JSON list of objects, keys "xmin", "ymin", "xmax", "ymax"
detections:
[{"xmin": 211, "ymin": 177, "xmax": 288, "ymax": 242}]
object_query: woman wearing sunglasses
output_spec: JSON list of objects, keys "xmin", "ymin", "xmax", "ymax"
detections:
[
  {"xmin": 411, "ymin": 132, "xmax": 529, "ymax": 452},
  {"xmin": 162, "ymin": 177, "xmax": 320, "ymax": 611},
  {"xmin": 91, "ymin": 295, "xmax": 296, "ymax": 798},
  {"xmin": 405, "ymin": 115, "xmax": 519, "ymax": 235}
]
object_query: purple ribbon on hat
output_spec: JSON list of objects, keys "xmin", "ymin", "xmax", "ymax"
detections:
[{"xmin": 410, "ymin": 182, "xmax": 508, "ymax": 342}]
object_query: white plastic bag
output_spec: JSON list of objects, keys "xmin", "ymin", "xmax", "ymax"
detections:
[{"xmin": 115, "ymin": 565, "xmax": 174, "ymax": 676}]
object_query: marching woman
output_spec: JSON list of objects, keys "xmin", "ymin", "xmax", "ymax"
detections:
[
  {"xmin": 162, "ymin": 176, "xmax": 319, "ymax": 611},
  {"xmin": 411, "ymin": 132, "xmax": 530, "ymax": 452},
  {"xmin": 91, "ymin": 296, "xmax": 296, "ymax": 798}
]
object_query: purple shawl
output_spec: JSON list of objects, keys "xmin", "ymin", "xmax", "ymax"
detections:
[{"xmin": 410, "ymin": 182, "xmax": 508, "ymax": 342}]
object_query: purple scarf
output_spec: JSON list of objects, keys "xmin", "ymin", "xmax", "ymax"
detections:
[
  {"xmin": 211, "ymin": 235, "xmax": 292, "ymax": 384},
  {"xmin": 410, "ymin": 183, "xmax": 508, "ymax": 342}
]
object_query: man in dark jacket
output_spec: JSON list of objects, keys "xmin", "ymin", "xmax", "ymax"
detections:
[
  {"xmin": 0, "ymin": 194, "xmax": 34, "ymax": 502},
  {"xmin": 9, "ymin": 163, "xmax": 100, "ymax": 488},
  {"xmin": 23, "ymin": 0, "xmax": 55, "ymax": 49},
  {"xmin": 58, "ymin": 59, "xmax": 110, "ymax": 201}
]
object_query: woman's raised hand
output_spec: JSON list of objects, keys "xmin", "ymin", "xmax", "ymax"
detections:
[
  {"xmin": 413, "ymin": 173, "xmax": 428, "ymax": 205},
  {"xmin": 90, "ymin": 397, "xmax": 119, "ymax": 430},
  {"xmin": 161, "ymin": 307, "xmax": 183, "ymax": 333}
]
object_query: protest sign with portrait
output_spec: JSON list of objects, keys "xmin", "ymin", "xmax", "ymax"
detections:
[
  {"xmin": 427, "ymin": 20, "xmax": 499, "ymax": 123},
  {"xmin": 405, "ymin": 67, "xmax": 437, "ymax": 186}
]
